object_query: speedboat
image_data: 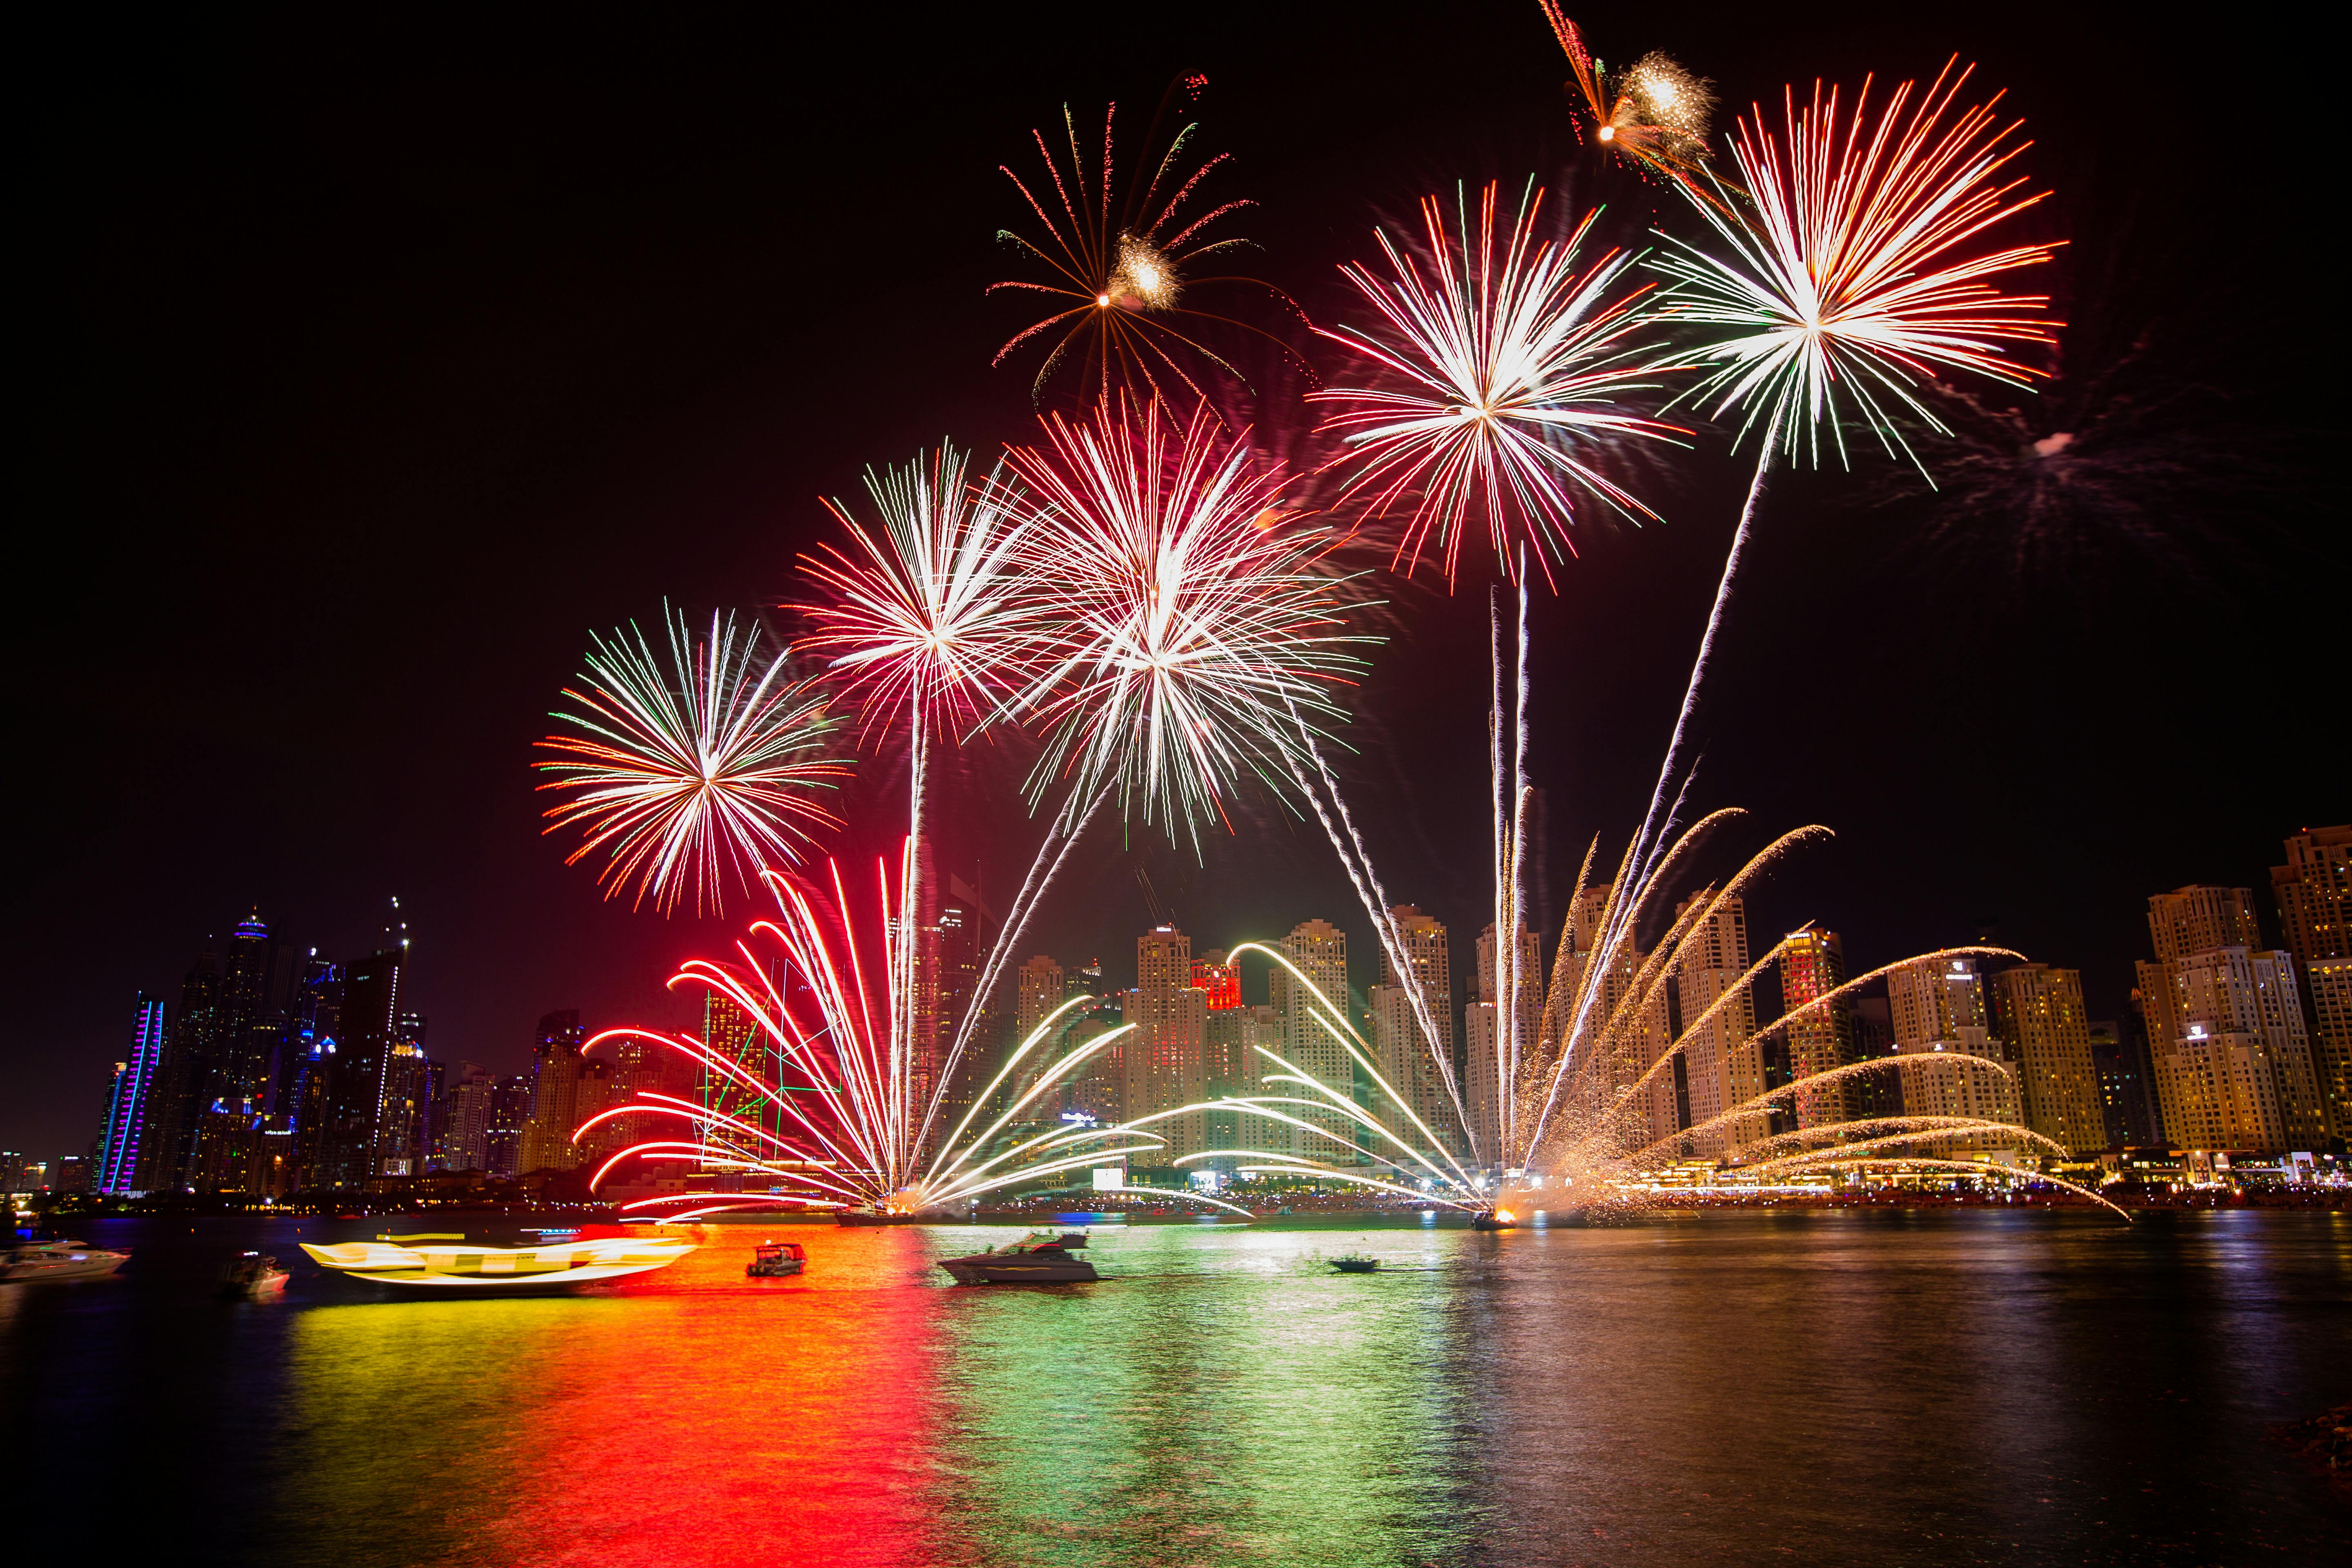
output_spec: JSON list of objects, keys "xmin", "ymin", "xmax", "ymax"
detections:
[
  {"xmin": 222, "ymin": 1252, "xmax": 290, "ymax": 1298},
  {"xmin": 746, "ymin": 1240, "xmax": 806, "ymax": 1277},
  {"xmin": 2, "ymin": 1239, "xmax": 130, "ymax": 1282},
  {"xmin": 937, "ymin": 1230, "xmax": 1098, "ymax": 1285},
  {"xmin": 300, "ymin": 1235, "xmax": 693, "ymax": 1291}
]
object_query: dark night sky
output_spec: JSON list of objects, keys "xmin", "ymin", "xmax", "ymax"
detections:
[{"xmin": 7, "ymin": 4, "xmax": 2338, "ymax": 1158}]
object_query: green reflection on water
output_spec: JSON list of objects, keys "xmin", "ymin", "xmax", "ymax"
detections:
[{"xmin": 921, "ymin": 1222, "xmax": 1481, "ymax": 1566}]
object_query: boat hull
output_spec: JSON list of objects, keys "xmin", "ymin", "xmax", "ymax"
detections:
[{"xmin": 938, "ymin": 1254, "xmax": 1099, "ymax": 1285}]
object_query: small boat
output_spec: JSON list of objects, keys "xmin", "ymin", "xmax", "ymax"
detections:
[
  {"xmin": 835, "ymin": 1210, "xmax": 924, "ymax": 1227},
  {"xmin": 300, "ymin": 1235, "xmax": 694, "ymax": 1291},
  {"xmin": 2, "ymin": 1239, "xmax": 130, "ymax": 1282},
  {"xmin": 1330, "ymin": 1254, "xmax": 1381, "ymax": 1273},
  {"xmin": 222, "ymin": 1252, "xmax": 290, "ymax": 1298},
  {"xmin": 1470, "ymin": 1207, "xmax": 1519, "ymax": 1231},
  {"xmin": 746, "ymin": 1240, "xmax": 806, "ymax": 1278},
  {"xmin": 938, "ymin": 1230, "xmax": 1098, "ymax": 1285}
]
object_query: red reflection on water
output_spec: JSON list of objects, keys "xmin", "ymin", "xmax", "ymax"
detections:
[{"xmin": 469, "ymin": 1226, "xmax": 946, "ymax": 1568}]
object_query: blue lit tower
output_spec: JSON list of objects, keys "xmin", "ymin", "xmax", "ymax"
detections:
[{"xmin": 95, "ymin": 994, "xmax": 168, "ymax": 1194}]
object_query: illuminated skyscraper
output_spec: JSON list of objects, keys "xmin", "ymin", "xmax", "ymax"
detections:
[
  {"xmin": 1189, "ymin": 949, "xmax": 1242, "ymax": 1011},
  {"xmin": 1466, "ymin": 920, "xmax": 1544, "ymax": 1167},
  {"xmin": 2145, "ymin": 885, "xmax": 2262, "ymax": 964},
  {"xmin": 1014, "ymin": 954, "xmax": 1066, "ymax": 1044},
  {"xmin": 307, "ymin": 939, "xmax": 407, "ymax": 1191},
  {"xmin": 520, "ymin": 1010, "xmax": 591, "ymax": 1175},
  {"xmin": 1369, "ymin": 909, "xmax": 1459, "ymax": 1158},
  {"xmin": 1272, "ymin": 919, "xmax": 1355, "ymax": 1160},
  {"xmin": 1887, "ymin": 956, "xmax": 2021, "ymax": 1157},
  {"xmin": 2271, "ymin": 826, "xmax": 2351, "ymax": 1137},
  {"xmin": 2089, "ymin": 1017, "xmax": 2161, "ymax": 1148},
  {"xmin": 1673, "ymin": 897, "xmax": 1761, "ymax": 1155},
  {"xmin": 1127, "ymin": 926, "xmax": 1207, "ymax": 1161},
  {"xmin": 371, "ymin": 1011, "xmax": 433, "ymax": 1185},
  {"xmin": 438, "ymin": 1062, "xmax": 495, "ymax": 1171},
  {"xmin": 931, "ymin": 877, "xmax": 1000, "ymax": 1152},
  {"xmin": 2138, "ymin": 943, "xmax": 2325, "ymax": 1153},
  {"xmin": 484, "ymin": 1074, "xmax": 530, "ymax": 1178},
  {"xmin": 1988, "ymin": 964, "xmax": 2104, "ymax": 1156},
  {"xmin": 1778, "ymin": 924, "xmax": 1853, "ymax": 1130},
  {"xmin": 95, "ymin": 993, "xmax": 167, "ymax": 1195}
]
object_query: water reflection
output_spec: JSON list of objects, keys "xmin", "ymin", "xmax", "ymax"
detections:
[{"xmin": 4, "ymin": 1212, "xmax": 2346, "ymax": 1566}]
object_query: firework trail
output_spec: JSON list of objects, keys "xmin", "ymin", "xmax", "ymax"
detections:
[
  {"xmin": 1626, "ymin": 61, "xmax": 2058, "ymax": 902},
  {"xmin": 577, "ymin": 854, "xmax": 1172, "ymax": 1217},
  {"xmin": 1540, "ymin": 4, "xmax": 1718, "ymax": 198},
  {"xmin": 534, "ymin": 604, "xmax": 847, "ymax": 917},
  {"xmin": 990, "ymin": 79, "xmax": 1303, "ymax": 406},
  {"xmin": 792, "ymin": 443, "xmax": 1106, "ymax": 1161},
  {"xmin": 996, "ymin": 395, "xmax": 1376, "ymax": 853},
  {"xmin": 1311, "ymin": 180, "xmax": 1684, "ymax": 588}
]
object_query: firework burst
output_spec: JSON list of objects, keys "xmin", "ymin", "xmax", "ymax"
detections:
[
  {"xmin": 989, "ymin": 82, "xmax": 1302, "ymax": 405},
  {"xmin": 1541, "ymin": 4, "xmax": 1717, "ymax": 193},
  {"xmin": 534, "ymin": 605, "xmax": 847, "ymax": 917},
  {"xmin": 1310, "ymin": 181, "xmax": 1683, "ymax": 586},
  {"xmin": 998, "ymin": 396, "xmax": 1376, "ymax": 850},
  {"xmin": 1651, "ymin": 61, "xmax": 2059, "ymax": 472},
  {"xmin": 795, "ymin": 442, "xmax": 1039, "ymax": 746},
  {"xmin": 575, "ymin": 854, "xmax": 1177, "ymax": 1217}
]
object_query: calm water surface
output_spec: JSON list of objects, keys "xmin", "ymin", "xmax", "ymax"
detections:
[{"xmin": 4, "ymin": 1211, "xmax": 2345, "ymax": 1565}]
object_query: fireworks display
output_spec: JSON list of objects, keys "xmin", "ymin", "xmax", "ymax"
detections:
[
  {"xmin": 1312, "ymin": 181, "xmax": 1683, "ymax": 586},
  {"xmin": 998, "ymin": 395, "xmax": 1374, "ymax": 847},
  {"xmin": 578, "ymin": 853, "xmax": 1169, "ymax": 1216},
  {"xmin": 1651, "ymin": 61, "xmax": 2059, "ymax": 470},
  {"xmin": 529, "ymin": 18, "xmax": 2169, "ymax": 1229},
  {"xmin": 1541, "ymin": 4, "xmax": 1717, "ymax": 192},
  {"xmin": 534, "ymin": 605, "xmax": 848, "ymax": 916},
  {"xmin": 989, "ymin": 83, "xmax": 1298, "ymax": 405}
]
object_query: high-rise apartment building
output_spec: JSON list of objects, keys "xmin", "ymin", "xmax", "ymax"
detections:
[
  {"xmin": 1669, "ymin": 896, "xmax": 1761, "ymax": 1157},
  {"xmin": 1272, "ymin": 920, "xmax": 1355, "ymax": 1160},
  {"xmin": 520, "ymin": 1010, "xmax": 595, "ymax": 1175},
  {"xmin": 485, "ymin": 1074, "xmax": 531, "ymax": 1178},
  {"xmin": 1887, "ymin": 956, "xmax": 2022, "ymax": 1156},
  {"xmin": 437, "ymin": 1062, "xmax": 495, "ymax": 1171},
  {"xmin": 1465, "ymin": 921, "xmax": 1545, "ymax": 1167},
  {"xmin": 1778, "ymin": 924, "xmax": 1853, "ymax": 1130},
  {"xmin": 1014, "ymin": 955, "xmax": 1067, "ymax": 1045},
  {"xmin": 1126, "ymin": 926, "xmax": 1208, "ymax": 1161},
  {"xmin": 1987, "ymin": 964, "xmax": 2104, "ymax": 1157},
  {"xmin": 1368, "ymin": 909, "xmax": 1459, "ymax": 1158},
  {"xmin": 307, "ymin": 942, "xmax": 407, "ymax": 1191},
  {"xmin": 2272, "ymin": 826, "xmax": 2351, "ymax": 1138},
  {"xmin": 2089, "ymin": 1016, "xmax": 2162, "ymax": 1148},
  {"xmin": 930, "ymin": 876, "xmax": 1001, "ymax": 1152},
  {"xmin": 1191, "ymin": 950, "xmax": 1242, "ymax": 1011},
  {"xmin": 2138, "ymin": 939, "xmax": 2326, "ymax": 1153},
  {"xmin": 2137, "ymin": 883, "xmax": 2328, "ymax": 1154},
  {"xmin": 96, "ymin": 994, "xmax": 168, "ymax": 1194}
]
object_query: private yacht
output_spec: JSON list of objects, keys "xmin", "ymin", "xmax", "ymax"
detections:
[
  {"xmin": 746, "ymin": 1240, "xmax": 806, "ymax": 1277},
  {"xmin": 2, "ymin": 1239, "xmax": 130, "ymax": 1282},
  {"xmin": 937, "ymin": 1230, "xmax": 1099, "ymax": 1285},
  {"xmin": 221, "ymin": 1251, "xmax": 290, "ymax": 1298}
]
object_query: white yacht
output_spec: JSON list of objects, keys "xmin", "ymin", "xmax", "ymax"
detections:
[{"xmin": 2, "ymin": 1239, "xmax": 131, "ymax": 1282}]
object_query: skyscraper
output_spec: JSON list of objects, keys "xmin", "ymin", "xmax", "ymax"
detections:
[
  {"xmin": 1127, "ymin": 926, "xmax": 1207, "ymax": 1161},
  {"xmin": 370, "ymin": 1011, "xmax": 433, "ymax": 1186},
  {"xmin": 2136, "ymin": 884, "xmax": 2328, "ymax": 1153},
  {"xmin": 438, "ymin": 1062, "xmax": 495, "ymax": 1172},
  {"xmin": 308, "ymin": 941, "xmax": 408, "ymax": 1191},
  {"xmin": 485, "ymin": 1074, "xmax": 531, "ymax": 1178},
  {"xmin": 1672, "ymin": 895, "xmax": 1762, "ymax": 1156},
  {"xmin": 1778, "ymin": 924, "xmax": 1852, "ymax": 1130},
  {"xmin": 96, "ymin": 993, "xmax": 167, "ymax": 1195},
  {"xmin": 1987, "ymin": 964, "xmax": 2104, "ymax": 1157},
  {"xmin": 1466, "ymin": 920, "xmax": 1543, "ymax": 1167},
  {"xmin": 1368, "ymin": 909, "xmax": 1459, "ymax": 1158},
  {"xmin": 1886, "ymin": 956, "xmax": 2022, "ymax": 1157},
  {"xmin": 2272, "ymin": 826, "xmax": 2351, "ymax": 1137},
  {"xmin": 1272, "ymin": 919, "xmax": 1355, "ymax": 1160},
  {"xmin": 1014, "ymin": 954, "xmax": 1067, "ymax": 1045},
  {"xmin": 2089, "ymin": 1017, "xmax": 2161, "ymax": 1149},
  {"xmin": 930, "ymin": 878, "xmax": 1001, "ymax": 1154},
  {"xmin": 520, "ymin": 1010, "xmax": 592, "ymax": 1175}
]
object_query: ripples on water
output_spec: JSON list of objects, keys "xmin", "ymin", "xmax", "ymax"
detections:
[{"xmin": 4, "ymin": 1212, "xmax": 2344, "ymax": 1566}]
